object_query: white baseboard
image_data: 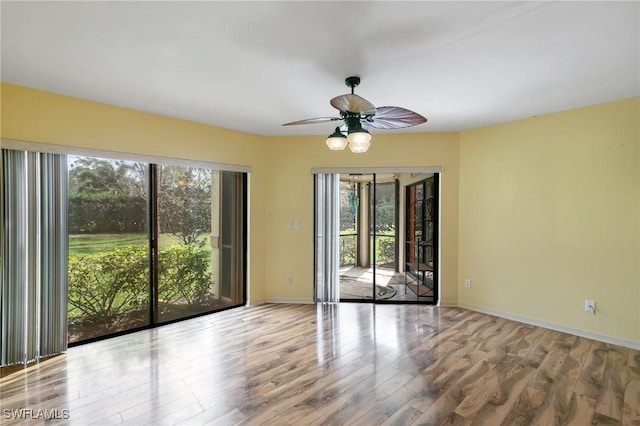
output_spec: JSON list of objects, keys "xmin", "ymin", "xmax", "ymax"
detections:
[
  {"xmin": 264, "ymin": 298, "xmax": 314, "ymax": 305},
  {"xmin": 458, "ymin": 302, "xmax": 640, "ymax": 350},
  {"xmin": 438, "ymin": 300, "xmax": 458, "ymax": 308}
]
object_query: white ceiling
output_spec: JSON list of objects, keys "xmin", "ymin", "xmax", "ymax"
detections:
[{"xmin": 1, "ymin": 1, "xmax": 638, "ymax": 137}]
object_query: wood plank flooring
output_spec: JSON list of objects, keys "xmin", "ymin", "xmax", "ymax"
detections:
[{"xmin": 1, "ymin": 303, "xmax": 639, "ymax": 425}]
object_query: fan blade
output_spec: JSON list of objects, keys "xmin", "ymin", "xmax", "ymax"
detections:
[
  {"xmin": 366, "ymin": 106, "xmax": 427, "ymax": 129},
  {"xmin": 330, "ymin": 94, "xmax": 376, "ymax": 115},
  {"xmin": 282, "ymin": 117, "xmax": 342, "ymax": 126}
]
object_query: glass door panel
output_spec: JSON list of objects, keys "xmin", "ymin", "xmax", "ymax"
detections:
[
  {"xmin": 156, "ymin": 166, "xmax": 245, "ymax": 322},
  {"xmin": 404, "ymin": 175, "xmax": 438, "ymax": 303},
  {"xmin": 339, "ymin": 175, "xmax": 374, "ymax": 300},
  {"xmin": 372, "ymin": 176, "xmax": 400, "ymax": 301},
  {"xmin": 156, "ymin": 165, "xmax": 214, "ymax": 322},
  {"xmin": 219, "ymin": 171, "xmax": 246, "ymax": 306},
  {"xmin": 67, "ymin": 156, "xmax": 150, "ymax": 343}
]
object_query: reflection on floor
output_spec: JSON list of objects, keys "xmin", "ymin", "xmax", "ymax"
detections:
[{"xmin": 339, "ymin": 266, "xmax": 431, "ymax": 302}]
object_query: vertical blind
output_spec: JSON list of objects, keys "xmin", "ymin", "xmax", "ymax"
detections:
[
  {"xmin": 314, "ymin": 173, "xmax": 340, "ymax": 304},
  {"xmin": 1, "ymin": 149, "xmax": 68, "ymax": 366}
]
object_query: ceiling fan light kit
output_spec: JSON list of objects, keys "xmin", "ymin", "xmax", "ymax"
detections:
[
  {"xmin": 283, "ymin": 76, "xmax": 427, "ymax": 153},
  {"xmin": 347, "ymin": 127, "xmax": 371, "ymax": 153},
  {"xmin": 326, "ymin": 127, "xmax": 348, "ymax": 150}
]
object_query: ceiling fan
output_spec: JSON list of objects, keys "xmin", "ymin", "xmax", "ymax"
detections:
[{"xmin": 282, "ymin": 76, "xmax": 427, "ymax": 153}]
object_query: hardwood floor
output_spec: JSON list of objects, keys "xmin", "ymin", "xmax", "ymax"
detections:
[{"xmin": 1, "ymin": 303, "xmax": 639, "ymax": 425}]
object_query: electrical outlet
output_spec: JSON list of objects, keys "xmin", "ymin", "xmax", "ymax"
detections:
[
  {"xmin": 585, "ymin": 299, "xmax": 596, "ymax": 314},
  {"xmin": 464, "ymin": 279, "xmax": 471, "ymax": 288},
  {"xmin": 284, "ymin": 275, "xmax": 292, "ymax": 285}
]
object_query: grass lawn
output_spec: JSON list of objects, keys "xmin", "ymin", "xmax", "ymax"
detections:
[
  {"xmin": 69, "ymin": 233, "xmax": 209, "ymax": 255},
  {"xmin": 69, "ymin": 233, "xmax": 147, "ymax": 255}
]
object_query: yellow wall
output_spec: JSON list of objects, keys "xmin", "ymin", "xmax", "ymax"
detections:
[
  {"xmin": 1, "ymin": 83, "xmax": 460, "ymax": 306},
  {"xmin": 2, "ymin": 82, "xmax": 638, "ymax": 346},
  {"xmin": 0, "ymin": 83, "xmax": 269, "ymax": 303},
  {"xmin": 458, "ymin": 98, "xmax": 640, "ymax": 344},
  {"xmin": 262, "ymin": 133, "xmax": 460, "ymax": 304}
]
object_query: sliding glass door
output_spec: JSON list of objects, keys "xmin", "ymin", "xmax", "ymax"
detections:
[
  {"xmin": 317, "ymin": 170, "xmax": 439, "ymax": 305},
  {"xmin": 68, "ymin": 156, "xmax": 246, "ymax": 343}
]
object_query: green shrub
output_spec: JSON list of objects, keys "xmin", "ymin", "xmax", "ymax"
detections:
[
  {"xmin": 340, "ymin": 230, "xmax": 357, "ymax": 266},
  {"xmin": 158, "ymin": 244, "xmax": 212, "ymax": 306},
  {"xmin": 68, "ymin": 244, "xmax": 213, "ymax": 324},
  {"xmin": 68, "ymin": 246, "xmax": 148, "ymax": 323},
  {"xmin": 378, "ymin": 237, "xmax": 395, "ymax": 264}
]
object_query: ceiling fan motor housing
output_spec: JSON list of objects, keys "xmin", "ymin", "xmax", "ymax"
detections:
[{"xmin": 344, "ymin": 114, "xmax": 364, "ymax": 132}]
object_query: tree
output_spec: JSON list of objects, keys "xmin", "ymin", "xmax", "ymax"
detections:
[
  {"xmin": 374, "ymin": 182, "xmax": 396, "ymax": 233},
  {"xmin": 68, "ymin": 157, "xmax": 148, "ymax": 233},
  {"xmin": 340, "ymin": 181, "xmax": 358, "ymax": 231},
  {"xmin": 158, "ymin": 166, "xmax": 212, "ymax": 245},
  {"xmin": 69, "ymin": 157, "xmax": 145, "ymax": 195},
  {"xmin": 68, "ymin": 158, "xmax": 214, "ymax": 242}
]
